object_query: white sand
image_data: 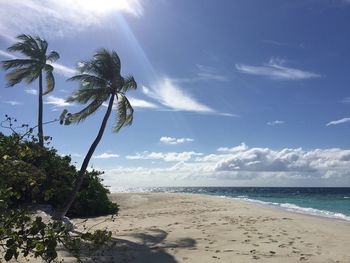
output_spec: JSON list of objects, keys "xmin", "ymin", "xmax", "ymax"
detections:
[
  {"xmin": 8, "ymin": 193, "xmax": 350, "ymax": 262},
  {"xmin": 71, "ymin": 193, "xmax": 350, "ymax": 262}
]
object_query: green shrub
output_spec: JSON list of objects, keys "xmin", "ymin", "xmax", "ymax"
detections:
[
  {"xmin": 0, "ymin": 129, "xmax": 118, "ymax": 218},
  {"xmin": 68, "ymin": 170, "xmax": 119, "ymax": 218}
]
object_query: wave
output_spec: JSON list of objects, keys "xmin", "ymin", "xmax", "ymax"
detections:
[{"xmin": 233, "ymin": 197, "xmax": 350, "ymax": 221}]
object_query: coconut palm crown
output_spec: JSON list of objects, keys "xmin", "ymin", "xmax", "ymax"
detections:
[
  {"xmin": 57, "ymin": 49, "xmax": 136, "ymax": 218},
  {"xmin": 1, "ymin": 34, "xmax": 60, "ymax": 146}
]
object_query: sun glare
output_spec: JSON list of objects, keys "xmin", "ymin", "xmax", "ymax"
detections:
[{"xmin": 77, "ymin": 0, "xmax": 142, "ymax": 16}]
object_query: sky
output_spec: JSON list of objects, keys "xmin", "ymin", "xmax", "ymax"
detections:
[{"xmin": 0, "ymin": 0, "xmax": 350, "ymax": 188}]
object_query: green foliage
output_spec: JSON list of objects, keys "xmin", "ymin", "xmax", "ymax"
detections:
[
  {"xmin": 60, "ymin": 49, "xmax": 137, "ymax": 133},
  {"xmin": 0, "ymin": 118, "xmax": 117, "ymax": 261},
  {"xmin": 0, "ymin": 206, "xmax": 113, "ymax": 262},
  {"xmin": 0, "ymin": 121, "xmax": 118, "ymax": 217},
  {"xmin": 68, "ymin": 170, "xmax": 119, "ymax": 218}
]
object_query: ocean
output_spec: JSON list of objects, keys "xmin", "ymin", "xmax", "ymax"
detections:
[{"xmin": 112, "ymin": 187, "xmax": 350, "ymax": 221}]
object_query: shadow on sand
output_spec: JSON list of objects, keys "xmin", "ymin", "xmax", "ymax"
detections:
[{"xmin": 61, "ymin": 228, "xmax": 196, "ymax": 262}]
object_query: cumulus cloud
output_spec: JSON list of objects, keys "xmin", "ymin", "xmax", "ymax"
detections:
[
  {"xmin": 160, "ymin": 136, "xmax": 194, "ymax": 145},
  {"xmin": 214, "ymin": 145, "xmax": 350, "ymax": 175},
  {"xmin": 267, "ymin": 120, "xmax": 285, "ymax": 126},
  {"xmin": 108, "ymin": 143, "xmax": 350, "ymax": 187},
  {"xmin": 217, "ymin": 143, "xmax": 249, "ymax": 153},
  {"xmin": 93, "ymin": 153, "xmax": 120, "ymax": 159},
  {"xmin": 102, "ymin": 146, "xmax": 350, "ymax": 187},
  {"xmin": 236, "ymin": 57, "xmax": 321, "ymax": 80},
  {"xmin": 126, "ymin": 151, "xmax": 203, "ymax": 162},
  {"xmin": 326, "ymin": 117, "xmax": 350, "ymax": 126},
  {"xmin": 0, "ymin": 0, "xmax": 143, "ymax": 39}
]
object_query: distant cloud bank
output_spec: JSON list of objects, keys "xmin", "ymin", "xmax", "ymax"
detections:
[{"xmin": 99, "ymin": 143, "xmax": 350, "ymax": 187}]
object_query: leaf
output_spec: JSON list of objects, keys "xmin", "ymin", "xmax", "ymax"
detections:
[{"xmin": 4, "ymin": 248, "xmax": 14, "ymax": 261}]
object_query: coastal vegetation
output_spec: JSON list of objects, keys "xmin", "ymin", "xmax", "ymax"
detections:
[{"xmin": 0, "ymin": 35, "xmax": 135, "ymax": 261}]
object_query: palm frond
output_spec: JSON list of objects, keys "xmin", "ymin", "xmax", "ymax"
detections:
[
  {"xmin": 8, "ymin": 34, "xmax": 42, "ymax": 59},
  {"xmin": 1, "ymin": 59, "xmax": 37, "ymax": 70},
  {"xmin": 68, "ymin": 74, "xmax": 107, "ymax": 88},
  {"xmin": 46, "ymin": 51, "xmax": 60, "ymax": 62},
  {"xmin": 68, "ymin": 99, "xmax": 105, "ymax": 123},
  {"xmin": 121, "ymin": 75, "xmax": 137, "ymax": 93},
  {"xmin": 5, "ymin": 67, "xmax": 34, "ymax": 87},
  {"xmin": 66, "ymin": 88, "xmax": 110, "ymax": 104},
  {"xmin": 23, "ymin": 66, "xmax": 41, "ymax": 84},
  {"xmin": 36, "ymin": 37, "xmax": 48, "ymax": 54},
  {"xmin": 44, "ymin": 65, "xmax": 55, "ymax": 95},
  {"xmin": 113, "ymin": 95, "xmax": 134, "ymax": 133}
]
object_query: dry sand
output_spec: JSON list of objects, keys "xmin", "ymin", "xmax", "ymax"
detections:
[
  {"xmin": 69, "ymin": 193, "xmax": 350, "ymax": 263},
  {"xmin": 8, "ymin": 193, "xmax": 350, "ymax": 262}
]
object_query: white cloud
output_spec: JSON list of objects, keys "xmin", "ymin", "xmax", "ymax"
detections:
[
  {"xmin": 143, "ymin": 78, "xmax": 217, "ymax": 113},
  {"xmin": 267, "ymin": 120, "xmax": 285, "ymax": 126},
  {"xmin": 128, "ymin": 97, "xmax": 159, "ymax": 109},
  {"xmin": 126, "ymin": 151, "xmax": 203, "ymax": 162},
  {"xmin": 62, "ymin": 153, "xmax": 83, "ymax": 158},
  {"xmin": 44, "ymin": 95, "xmax": 72, "ymax": 108},
  {"xmin": 25, "ymin": 89, "xmax": 37, "ymax": 95},
  {"xmin": 93, "ymin": 153, "xmax": 120, "ymax": 159},
  {"xmin": 341, "ymin": 97, "xmax": 350, "ymax": 103},
  {"xmin": 213, "ymin": 144, "xmax": 350, "ymax": 175},
  {"xmin": 236, "ymin": 57, "xmax": 321, "ymax": 80},
  {"xmin": 0, "ymin": 0, "xmax": 143, "ymax": 39},
  {"xmin": 160, "ymin": 136, "xmax": 194, "ymax": 145},
  {"xmin": 103, "ymin": 144, "xmax": 350, "ymax": 187},
  {"xmin": 217, "ymin": 143, "xmax": 248, "ymax": 153},
  {"xmin": 3, "ymin": 100, "xmax": 23, "ymax": 106},
  {"xmin": 326, "ymin": 117, "xmax": 350, "ymax": 126},
  {"xmin": 102, "ymin": 97, "xmax": 160, "ymax": 110},
  {"xmin": 51, "ymin": 63, "xmax": 76, "ymax": 77}
]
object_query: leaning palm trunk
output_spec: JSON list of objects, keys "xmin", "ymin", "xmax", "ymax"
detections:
[
  {"xmin": 57, "ymin": 49, "xmax": 136, "ymax": 219},
  {"xmin": 55, "ymin": 94, "xmax": 115, "ymax": 219},
  {"xmin": 38, "ymin": 72, "xmax": 44, "ymax": 147}
]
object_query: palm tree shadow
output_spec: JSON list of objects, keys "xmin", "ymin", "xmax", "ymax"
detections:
[{"xmin": 66, "ymin": 228, "xmax": 196, "ymax": 262}]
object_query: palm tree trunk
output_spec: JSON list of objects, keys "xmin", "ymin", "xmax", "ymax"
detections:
[
  {"xmin": 54, "ymin": 94, "xmax": 115, "ymax": 219},
  {"xmin": 38, "ymin": 71, "xmax": 44, "ymax": 147}
]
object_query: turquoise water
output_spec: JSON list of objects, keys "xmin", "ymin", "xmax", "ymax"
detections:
[{"xmin": 113, "ymin": 187, "xmax": 350, "ymax": 221}]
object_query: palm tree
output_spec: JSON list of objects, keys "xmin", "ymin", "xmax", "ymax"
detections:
[
  {"xmin": 1, "ymin": 34, "xmax": 60, "ymax": 147},
  {"xmin": 56, "ymin": 49, "xmax": 136, "ymax": 219}
]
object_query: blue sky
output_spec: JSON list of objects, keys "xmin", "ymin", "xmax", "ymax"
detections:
[{"xmin": 0, "ymin": 0, "xmax": 350, "ymax": 188}]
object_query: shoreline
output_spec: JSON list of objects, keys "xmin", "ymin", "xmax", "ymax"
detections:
[{"xmin": 110, "ymin": 189, "xmax": 350, "ymax": 223}]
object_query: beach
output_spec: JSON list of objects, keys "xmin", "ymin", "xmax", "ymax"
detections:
[{"xmin": 64, "ymin": 193, "xmax": 350, "ymax": 262}]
